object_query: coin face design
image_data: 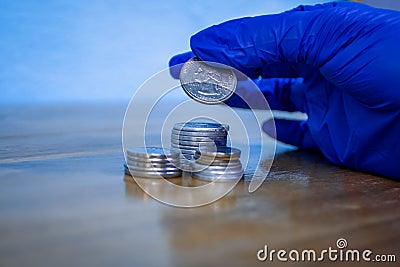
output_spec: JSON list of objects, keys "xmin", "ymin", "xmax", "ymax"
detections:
[{"xmin": 180, "ymin": 57, "xmax": 237, "ymax": 104}]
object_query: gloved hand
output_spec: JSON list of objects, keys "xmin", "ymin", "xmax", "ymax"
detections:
[{"xmin": 169, "ymin": 2, "xmax": 400, "ymax": 180}]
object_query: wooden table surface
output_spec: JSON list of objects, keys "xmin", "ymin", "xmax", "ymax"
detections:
[{"xmin": 0, "ymin": 102, "xmax": 399, "ymax": 267}]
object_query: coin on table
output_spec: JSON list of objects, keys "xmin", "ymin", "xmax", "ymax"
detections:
[
  {"xmin": 126, "ymin": 160, "xmax": 178, "ymax": 169},
  {"xmin": 195, "ymin": 166, "xmax": 244, "ymax": 175},
  {"xmin": 126, "ymin": 164, "xmax": 180, "ymax": 173},
  {"xmin": 180, "ymin": 154, "xmax": 195, "ymax": 160},
  {"xmin": 171, "ymin": 142, "xmax": 216, "ymax": 151},
  {"xmin": 171, "ymin": 133, "xmax": 227, "ymax": 142},
  {"xmin": 170, "ymin": 138, "xmax": 225, "ymax": 147},
  {"xmin": 195, "ymin": 146, "xmax": 241, "ymax": 160},
  {"xmin": 195, "ymin": 157, "xmax": 240, "ymax": 166},
  {"xmin": 126, "ymin": 147, "xmax": 179, "ymax": 159},
  {"xmin": 173, "ymin": 148, "xmax": 197, "ymax": 155},
  {"xmin": 171, "ymin": 143, "xmax": 199, "ymax": 151},
  {"xmin": 171, "ymin": 138, "xmax": 221, "ymax": 147},
  {"xmin": 179, "ymin": 57, "xmax": 237, "ymax": 104},
  {"xmin": 193, "ymin": 161, "xmax": 242, "ymax": 169},
  {"xmin": 173, "ymin": 122, "xmax": 229, "ymax": 132},
  {"xmin": 126, "ymin": 155, "xmax": 179, "ymax": 164},
  {"xmin": 171, "ymin": 129, "xmax": 228, "ymax": 137},
  {"xmin": 192, "ymin": 162, "xmax": 242, "ymax": 172}
]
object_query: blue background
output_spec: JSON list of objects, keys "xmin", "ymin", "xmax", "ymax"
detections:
[
  {"xmin": 12, "ymin": 0, "xmax": 400, "ymax": 104},
  {"xmin": 0, "ymin": 0, "xmax": 332, "ymax": 104}
]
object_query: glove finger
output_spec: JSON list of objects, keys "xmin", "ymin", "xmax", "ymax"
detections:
[
  {"xmin": 263, "ymin": 119, "xmax": 318, "ymax": 150},
  {"xmin": 260, "ymin": 62, "xmax": 301, "ymax": 78},
  {"xmin": 189, "ymin": 6, "xmax": 339, "ymax": 78},
  {"xmin": 169, "ymin": 51, "xmax": 195, "ymax": 79},
  {"xmin": 169, "ymin": 51, "xmax": 305, "ymax": 80},
  {"xmin": 258, "ymin": 78, "xmax": 307, "ymax": 112},
  {"xmin": 286, "ymin": 2, "xmax": 361, "ymax": 13},
  {"xmin": 225, "ymin": 78, "xmax": 307, "ymax": 112}
]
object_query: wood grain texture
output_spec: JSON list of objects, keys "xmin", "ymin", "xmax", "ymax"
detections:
[{"xmin": 0, "ymin": 103, "xmax": 398, "ymax": 267}]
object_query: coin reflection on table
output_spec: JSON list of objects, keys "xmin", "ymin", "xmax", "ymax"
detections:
[{"xmin": 124, "ymin": 175, "xmax": 238, "ymax": 210}]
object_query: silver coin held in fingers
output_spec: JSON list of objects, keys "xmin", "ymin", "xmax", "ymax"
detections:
[{"xmin": 180, "ymin": 57, "xmax": 237, "ymax": 104}]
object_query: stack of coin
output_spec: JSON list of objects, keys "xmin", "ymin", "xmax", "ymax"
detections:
[
  {"xmin": 192, "ymin": 147, "xmax": 243, "ymax": 181},
  {"xmin": 124, "ymin": 147, "xmax": 181, "ymax": 178},
  {"xmin": 171, "ymin": 122, "xmax": 229, "ymax": 159}
]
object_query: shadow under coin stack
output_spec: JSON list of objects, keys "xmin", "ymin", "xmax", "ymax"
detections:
[
  {"xmin": 171, "ymin": 122, "xmax": 229, "ymax": 159},
  {"xmin": 124, "ymin": 147, "xmax": 181, "ymax": 178},
  {"xmin": 192, "ymin": 147, "xmax": 243, "ymax": 181}
]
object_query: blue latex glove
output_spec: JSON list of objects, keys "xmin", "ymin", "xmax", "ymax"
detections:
[{"xmin": 169, "ymin": 2, "xmax": 400, "ymax": 180}]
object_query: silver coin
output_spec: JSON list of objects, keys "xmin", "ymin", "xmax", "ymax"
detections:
[
  {"xmin": 126, "ymin": 147, "xmax": 180, "ymax": 159},
  {"xmin": 126, "ymin": 164, "xmax": 180, "ymax": 172},
  {"xmin": 195, "ymin": 147, "xmax": 241, "ymax": 159},
  {"xmin": 125, "ymin": 160, "xmax": 179, "ymax": 169},
  {"xmin": 171, "ymin": 143, "xmax": 199, "ymax": 151},
  {"xmin": 195, "ymin": 157, "xmax": 241, "ymax": 166},
  {"xmin": 193, "ymin": 170, "xmax": 243, "ymax": 177},
  {"xmin": 126, "ymin": 155, "xmax": 179, "ymax": 164},
  {"xmin": 129, "ymin": 170, "xmax": 182, "ymax": 179},
  {"xmin": 171, "ymin": 142, "xmax": 217, "ymax": 151},
  {"xmin": 173, "ymin": 143, "xmax": 226, "ymax": 152},
  {"xmin": 193, "ymin": 176, "xmax": 242, "ymax": 182},
  {"xmin": 192, "ymin": 163, "xmax": 242, "ymax": 172},
  {"xmin": 180, "ymin": 57, "xmax": 237, "ymax": 104},
  {"xmin": 192, "ymin": 172, "xmax": 243, "ymax": 181},
  {"xmin": 171, "ymin": 132, "xmax": 227, "ymax": 139},
  {"xmin": 173, "ymin": 122, "xmax": 229, "ymax": 132},
  {"xmin": 124, "ymin": 163, "xmax": 181, "ymax": 173},
  {"xmin": 124, "ymin": 164, "xmax": 181, "ymax": 177},
  {"xmin": 171, "ymin": 130, "xmax": 227, "ymax": 138},
  {"xmin": 181, "ymin": 153, "xmax": 194, "ymax": 160},
  {"xmin": 192, "ymin": 161, "xmax": 242, "ymax": 169},
  {"xmin": 171, "ymin": 129, "xmax": 227, "ymax": 137},
  {"xmin": 170, "ymin": 138, "xmax": 226, "ymax": 147},
  {"xmin": 182, "ymin": 154, "xmax": 195, "ymax": 158},
  {"xmin": 171, "ymin": 134, "xmax": 227, "ymax": 142},
  {"xmin": 173, "ymin": 148, "xmax": 197, "ymax": 155}
]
